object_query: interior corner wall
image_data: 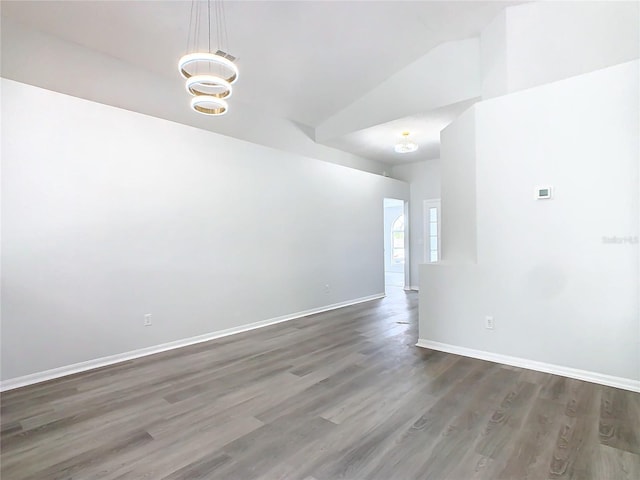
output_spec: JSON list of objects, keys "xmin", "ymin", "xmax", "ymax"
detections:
[
  {"xmin": 390, "ymin": 160, "xmax": 441, "ymax": 289},
  {"xmin": 420, "ymin": 60, "xmax": 639, "ymax": 382},
  {"xmin": 0, "ymin": 79, "xmax": 408, "ymax": 382},
  {"xmin": 480, "ymin": 9, "xmax": 508, "ymax": 99},
  {"xmin": 439, "ymin": 108, "xmax": 477, "ymax": 264},
  {"xmin": 504, "ymin": 1, "xmax": 640, "ymax": 94}
]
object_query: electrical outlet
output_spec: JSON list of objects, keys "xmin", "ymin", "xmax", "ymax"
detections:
[
  {"xmin": 324, "ymin": 284, "xmax": 330, "ymax": 294},
  {"xmin": 485, "ymin": 315, "xmax": 495, "ymax": 330},
  {"xmin": 144, "ymin": 314, "xmax": 152, "ymax": 326}
]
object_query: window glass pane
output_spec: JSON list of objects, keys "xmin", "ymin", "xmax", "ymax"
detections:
[
  {"xmin": 392, "ymin": 215, "xmax": 404, "ymax": 231},
  {"xmin": 425, "ymin": 202, "xmax": 440, "ymax": 263},
  {"xmin": 393, "ymin": 232, "xmax": 404, "ymax": 248},
  {"xmin": 392, "ymin": 213, "xmax": 405, "ymax": 264}
]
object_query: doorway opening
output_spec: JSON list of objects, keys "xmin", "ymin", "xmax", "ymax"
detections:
[{"xmin": 383, "ymin": 198, "xmax": 407, "ymax": 291}]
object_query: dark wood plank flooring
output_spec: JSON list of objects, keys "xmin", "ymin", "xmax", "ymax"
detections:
[{"xmin": 1, "ymin": 288, "xmax": 639, "ymax": 479}]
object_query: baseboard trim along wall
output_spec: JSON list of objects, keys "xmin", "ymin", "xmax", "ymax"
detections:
[
  {"xmin": 416, "ymin": 339, "xmax": 640, "ymax": 393},
  {"xmin": 0, "ymin": 293, "xmax": 385, "ymax": 392}
]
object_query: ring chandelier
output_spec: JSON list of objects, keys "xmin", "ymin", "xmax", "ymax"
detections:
[
  {"xmin": 179, "ymin": 0, "xmax": 238, "ymax": 116},
  {"xmin": 394, "ymin": 131, "xmax": 419, "ymax": 154},
  {"xmin": 191, "ymin": 95, "xmax": 228, "ymax": 115}
]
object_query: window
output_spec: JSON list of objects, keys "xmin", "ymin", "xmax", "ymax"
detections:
[
  {"xmin": 428, "ymin": 207, "xmax": 438, "ymax": 262},
  {"xmin": 423, "ymin": 199, "xmax": 441, "ymax": 263},
  {"xmin": 392, "ymin": 214, "xmax": 405, "ymax": 264}
]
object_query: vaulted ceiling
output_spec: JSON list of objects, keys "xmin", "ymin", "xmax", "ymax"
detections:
[{"xmin": 1, "ymin": 1, "xmax": 523, "ymax": 168}]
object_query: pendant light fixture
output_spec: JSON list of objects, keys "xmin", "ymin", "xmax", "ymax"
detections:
[
  {"xmin": 179, "ymin": 0, "xmax": 238, "ymax": 115},
  {"xmin": 394, "ymin": 131, "xmax": 419, "ymax": 153}
]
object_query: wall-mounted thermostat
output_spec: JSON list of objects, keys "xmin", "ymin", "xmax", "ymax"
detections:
[{"xmin": 535, "ymin": 186, "xmax": 553, "ymax": 199}]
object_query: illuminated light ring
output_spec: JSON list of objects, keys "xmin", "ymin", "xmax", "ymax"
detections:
[
  {"xmin": 190, "ymin": 95, "xmax": 228, "ymax": 115},
  {"xmin": 178, "ymin": 52, "xmax": 239, "ymax": 84},
  {"xmin": 185, "ymin": 75, "xmax": 232, "ymax": 99}
]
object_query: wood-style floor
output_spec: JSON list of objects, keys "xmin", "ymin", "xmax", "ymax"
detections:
[{"xmin": 1, "ymin": 288, "xmax": 639, "ymax": 480}]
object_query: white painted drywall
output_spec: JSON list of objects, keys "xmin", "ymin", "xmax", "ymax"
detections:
[
  {"xmin": 315, "ymin": 38, "xmax": 481, "ymax": 142},
  {"xmin": 480, "ymin": 9, "xmax": 508, "ymax": 99},
  {"xmin": 440, "ymin": 109, "xmax": 477, "ymax": 264},
  {"xmin": 0, "ymin": 79, "xmax": 408, "ymax": 381},
  {"xmin": 420, "ymin": 60, "xmax": 640, "ymax": 381},
  {"xmin": 391, "ymin": 160, "xmax": 441, "ymax": 288},
  {"xmin": 504, "ymin": 1, "xmax": 639, "ymax": 94}
]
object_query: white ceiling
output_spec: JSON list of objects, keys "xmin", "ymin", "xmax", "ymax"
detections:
[
  {"xmin": 323, "ymin": 98, "xmax": 479, "ymax": 163},
  {"xmin": 1, "ymin": 0, "xmax": 521, "ymax": 167}
]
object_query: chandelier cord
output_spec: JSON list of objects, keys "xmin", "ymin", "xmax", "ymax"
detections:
[
  {"xmin": 222, "ymin": 0, "xmax": 229, "ymax": 54},
  {"xmin": 186, "ymin": 0, "xmax": 194, "ymax": 54},
  {"xmin": 215, "ymin": 0, "xmax": 219, "ymax": 52},
  {"xmin": 216, "ymin": 0, "xmax": 223, "ymax": 53},
  {"xmin": 178, "ymin": 0, "xmax": 237, "ymax": 115},
  {"xmin": 208, "ymin": 0, "xmax": 211, "ymax": 54}
]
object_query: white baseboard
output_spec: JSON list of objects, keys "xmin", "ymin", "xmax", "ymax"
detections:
[
  {"xmin": 0, "ymin": 293, "xmax": 385, "ymax": 392},
  {"xmin": 416, "ymin": 339, "xmax": 640, "ymax": 393}
]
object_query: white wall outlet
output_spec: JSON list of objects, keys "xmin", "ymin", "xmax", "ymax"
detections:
[
  {"xmin": 485, "ymin": 315, "xmax": 495, "ymax": 330},
  {"xmin": 324, "ymin": 284, "xmax": 330, "ymax": 294},
  {"xmin": 144, "ymin": 314, "xmax": 152, "ymax": 326}
]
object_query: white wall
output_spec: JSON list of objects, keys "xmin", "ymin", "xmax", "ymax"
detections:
[
  {"xmin": 0, "ymin": 79, "xmax": 408, "ymax": 381},
  {"xmin": 391, "ymin": 160, "xmax": 441, "ymax": 289},
  {"xmin": 480, "ymin": 1, "xmax": 639, "ymax": 99},
  {"xmin": 480, "ymin": 9, "xmax": 507, "ymax": 99},
  {"xmin": 440, "ymin": 109, "xmax": 477, "ymax": 264},
  {"xmin": 505, "ymin": 1, "xmax": 639, "ymax": 94},
  {"xmin": 420, "ymin": 61, "xmax": 639, "ymax": 383}
]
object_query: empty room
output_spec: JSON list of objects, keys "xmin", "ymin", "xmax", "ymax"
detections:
[{"xmin": 1, "ymin": 1, "xmax": 638, "ymax": 479}]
